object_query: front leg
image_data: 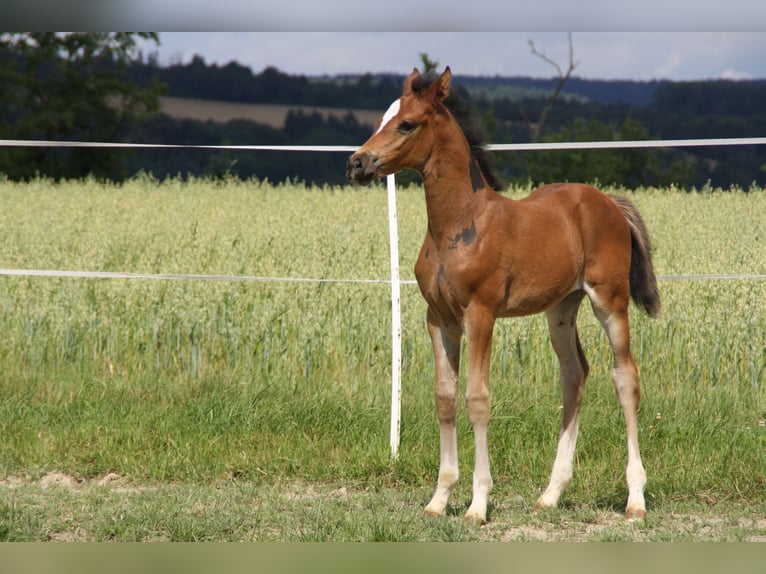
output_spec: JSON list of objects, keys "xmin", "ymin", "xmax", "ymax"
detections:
[
  {"xmin": 424, "ymin": 312, "xmax": 462, "ymax": 517},
  {"xmin": 463, "ymin": 306, "xmax": 495, "ymax": 523}
]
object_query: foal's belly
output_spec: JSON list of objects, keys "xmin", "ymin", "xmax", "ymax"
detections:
[{"xmin": 497, "ymin": 277, "xmax": 583, "ymax": 318}]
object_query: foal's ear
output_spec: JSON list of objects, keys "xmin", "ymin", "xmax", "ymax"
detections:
[
  {"xmin": 402, "ymin": 68, "xmax": 422, "ymax": 96},
  {"xmin": 424, "ymin": 66, "xmax": 451, "ymax": 104}
]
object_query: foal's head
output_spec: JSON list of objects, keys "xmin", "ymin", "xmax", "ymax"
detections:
[
  {"xmin": 346, "ymin": 66, "xmax": 452, "ymax": 186},
  {"xmin": 346, "ymin": 67, "xmax": 500, "ymax": 190}
]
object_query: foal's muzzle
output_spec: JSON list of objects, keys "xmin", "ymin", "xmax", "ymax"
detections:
[{"xmin": 346, "ymin": 151, "xmax": 379, "ymax": 186}]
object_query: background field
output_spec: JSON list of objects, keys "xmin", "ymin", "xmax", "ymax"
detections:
[
  {"xmin": 0, "ymin": 176, "xmax": 764, "ymax": 541},
  {"xmin": 158, "ymin": 96, "xmax": 381, "ymax": 129}
]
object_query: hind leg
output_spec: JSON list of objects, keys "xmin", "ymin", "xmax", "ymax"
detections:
[
  {"xmin": 536, "ymin": 291, "xmax": 589, "ymax": 511},
  {"xmin": 587, "ymin": 285, "xmax": 647, "ymax": 520}
]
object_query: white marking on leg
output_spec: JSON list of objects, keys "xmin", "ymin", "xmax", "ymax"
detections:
[
  {"xmin": 376, "ymin": 99, "xmax": 401, "ymax": 134},
  {"xmin": 465, "ymin": 422, "xmax": 492, "ymax": 523},
  {"xmin": 536, "ymin": 419, "xmax": 579, "ymax": 509},
  {"xmin": 625, "ymin": 441, "xmax": 647, "ymax": 520},
  {"xmin": 425, "ymin": 421, "xmax": 459, "ymax": 516}
]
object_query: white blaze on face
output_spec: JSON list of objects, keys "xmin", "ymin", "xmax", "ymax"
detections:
[{"xmin": 376, "ymin": 98, "xmax": 401, "ymax": 134}]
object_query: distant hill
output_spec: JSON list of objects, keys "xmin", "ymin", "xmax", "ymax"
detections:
[
  {"xmin": 453, "ymin": 75, "xmax": 670, "ymax": 106},
  {"xmin": 318, "ymin": 72, "xmax": 670, "ymax": 106},
  {"xmin": 131, "ymin": 59, "xmax": 683, "ymax": 110}
]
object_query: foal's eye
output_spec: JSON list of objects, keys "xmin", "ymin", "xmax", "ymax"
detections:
[{"xmin": 398, "ymin": 120, "xmax": 417, "ymax": 134}]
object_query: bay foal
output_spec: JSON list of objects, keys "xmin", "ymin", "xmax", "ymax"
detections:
[{"xmin": 347, "ymin": 67, "xmax": 660, "ymax": 523}]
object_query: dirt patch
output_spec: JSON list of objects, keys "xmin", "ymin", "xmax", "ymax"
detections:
[
  {"xmin": 281, "ymin": 483, "xmax": 348, "ymax": 501},
  {"xmin": 1, "ymin": 471, "xmax": 141, "ymax": 493},
  {"xmin": 39, "ymin": 471, "xmax": 82, "ymax": 491},
  {"xmin": 739, "ymin": 517, "xmax": 766, "ymax": 542},
  {"xmin": 497, "ymin": 511, "xmax": 628, "ymax": 542},
  {"xmin": 96, "ymin": 472, "xmax": 122, "ymax": 487},
  {"xmin": 0, "ymin": 475, "xmax": 27, "ymax": 489},
  {"xmin": 498, "ymin": 524, "xmax": 552, "ymax": 541}
]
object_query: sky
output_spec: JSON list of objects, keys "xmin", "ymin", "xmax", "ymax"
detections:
[
  {"xmin": 148, "ymin": 32, "xmax": 766, "ymax": 82},
  {"xmin": 3, "ymin": 1, "xmax": 763, "ymax": 82}
]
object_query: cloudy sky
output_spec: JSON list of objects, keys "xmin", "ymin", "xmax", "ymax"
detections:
[
  {"xmin": 150, "ymin": 32, "xmax": 766, "ymax": 81},
  {"xmin": 7, "ymin": 1, "xmax": 761, "ymax": 81},
  {"xmin": 4, "ymin": 1, "xmax": 762, "ymax": 81},
  {"xmin": 89, "ymin": 0, "xmax": 766, "ymax": 81}
]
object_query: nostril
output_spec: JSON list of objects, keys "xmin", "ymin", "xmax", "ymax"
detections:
[
  {"xmin": 346, "ymin": 155, "xmax": 361, "ymax": 181},
  {"xmin": 347, "ymin": 152, "xmax": 378, "ymax": 184},
  {"xmin": 347, "ymin": 155, "xmax": 364, "ymax": 177}
]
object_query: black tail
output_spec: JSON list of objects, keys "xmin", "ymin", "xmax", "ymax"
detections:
[{"xmin": 612, "ymin": 196, "xmax": 661, "ymax": 318}]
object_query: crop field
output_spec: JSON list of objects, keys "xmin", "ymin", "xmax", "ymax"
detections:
[
  {"xmin": 158, "ymin": 96, "xmax": 381, "ymax": 129},
  {"xmin": 0, "ymin": 176, "xmax": 764, "ymax": 542}
]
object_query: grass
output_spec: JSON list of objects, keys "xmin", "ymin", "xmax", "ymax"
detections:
[
  {"xmin": 0, "ymin": 176, "xmax": 764, "ymax": 541},
  {"xmin": 2, "ymin": 476, "xmax": 764, "ymax": 542}
]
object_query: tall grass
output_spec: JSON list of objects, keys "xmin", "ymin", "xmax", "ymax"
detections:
[{"xmin": 0, "ymin": 177, "xmax": 764, "ymax": 539}]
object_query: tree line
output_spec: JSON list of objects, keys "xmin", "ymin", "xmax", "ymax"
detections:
[{"xmin": 2, "ymin": 33, "xmax": 765, "ymax": 189}]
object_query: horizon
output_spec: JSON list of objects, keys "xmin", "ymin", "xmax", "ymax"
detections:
[
  {"xmin": 147, "ymin": 33, "xmax": 766, "ymax": 84},
  {"xmin": 147, "ymin": 52, "xmax": 766, "ymax": 85}
]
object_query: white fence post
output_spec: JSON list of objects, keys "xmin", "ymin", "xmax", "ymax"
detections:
[{"xmin": 385, "ymin": 173, "xmax": 402, "ymax": 460}]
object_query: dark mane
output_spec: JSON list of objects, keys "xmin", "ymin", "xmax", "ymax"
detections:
[{"xmin": 412, "ymin": 73, "xmax": 504, "ymax": 192}]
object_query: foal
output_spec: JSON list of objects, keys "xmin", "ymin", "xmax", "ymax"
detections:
[{"xmin": 347, "ymin": 67, "xmax": 660, "ymax": 523}]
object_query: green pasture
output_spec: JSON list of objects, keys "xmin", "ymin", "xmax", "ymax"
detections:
[{"xmin": 0, "ymin": 176, "xmax": 764, "ymax": 541}]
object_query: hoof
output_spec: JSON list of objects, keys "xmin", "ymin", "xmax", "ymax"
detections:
[
  {"xmin": 424, "ymin": 502, "xmax": 446, "ymax": 517},
  {"xmin": 533, "ymin": 496, "xmax": 554, "ymax": 513},
  {"xmin": 625, "ymin": 507, "xmax": 646, "ymax": 521},
  {"xmin": 463, "ymin": 511, "xmax": 486, "ymax": 525},
  {"xmin": 464, "ymin": 502, "xmax": 488, "ymax": 524}
]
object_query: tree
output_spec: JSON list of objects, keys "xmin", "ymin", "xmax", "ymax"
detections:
[
  {"xmin": 517, "ymin": 33, "xmax": 578, "ymax": 142},
  {"xmin": 522, "ymin": 116, "xmax": 694, "ymax": 188},
  {"xmin": 419, "ymin": 53, "xmax": 439, "ymax": 74},
  {"xmin": 0, "ymin": 32, "xmax": 165, "ymax": 180}
]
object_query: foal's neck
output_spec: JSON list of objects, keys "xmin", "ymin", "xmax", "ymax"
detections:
[{"xmin": 421, "ymin": 129, "xmax": 493, "ymax": 241}]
